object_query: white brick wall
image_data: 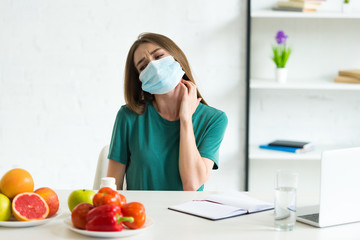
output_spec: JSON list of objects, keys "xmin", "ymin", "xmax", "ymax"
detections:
[{"xmin": 0, "ymin": 0, "xmax": 247, "ymax": 190}]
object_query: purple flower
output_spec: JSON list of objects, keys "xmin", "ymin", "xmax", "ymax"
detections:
[{"xmin": 275, "ymin": 30, "xmax": 288, "ymax": 45}]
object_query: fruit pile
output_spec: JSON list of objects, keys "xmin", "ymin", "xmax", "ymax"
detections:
[
  {"xmin": 69, "ymin": 187, "xmax": 146, "ymax": 232},
  {"xmin": 0, "ymin": 168, "xmax": 59, "ymax": 221}
]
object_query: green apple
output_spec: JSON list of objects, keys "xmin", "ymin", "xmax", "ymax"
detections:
[
  {"xmin": 0, "ymin": 193, "xmax": 11, "ymax": 221},
  {"xmin": 68, "ymin": 189, "xmax": 95, "ymax": 212}
]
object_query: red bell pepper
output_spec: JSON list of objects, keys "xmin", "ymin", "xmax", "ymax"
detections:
[
  {"xmin": 86, "ymin": 204, "xmax": 133, "ymax": 232},
  {"xmin": 92, "ymin": 187, "xmax": 127, "ymax": 207},
  {"xmin": 121, "ymin": 202, "xmax": 146, "ymax": 229}
]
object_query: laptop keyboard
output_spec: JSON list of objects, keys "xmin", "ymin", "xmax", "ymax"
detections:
[{"xmin": 299, "ymin": 213, "xmax": 320, "ymax": 223}]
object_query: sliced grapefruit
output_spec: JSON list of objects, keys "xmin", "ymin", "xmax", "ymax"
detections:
[{"xmin": 12, "ymin": 192, "xmax": 49, "ymax": 221}]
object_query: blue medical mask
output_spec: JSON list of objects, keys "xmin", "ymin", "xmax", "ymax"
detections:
[{"xmin": 139, "ymin": 56, "xmax": 185, "ymax": 94}]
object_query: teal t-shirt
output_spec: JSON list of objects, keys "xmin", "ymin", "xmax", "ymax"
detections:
[{"xmin": 108, "ymin": 102, "xmax": 228, "ymax": 191}]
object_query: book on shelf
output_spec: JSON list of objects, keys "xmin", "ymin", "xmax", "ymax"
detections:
[
  {"xmin": 339, "ymin": 69, "xmax": 360, "ymax": 81},
  {"xmin": 272, "ymin": 6, "xmax": 317, "ymax": 12},
  {"xmin": 168, "ymin": 192, "xmax": 273, "ymax": 221},
  {"xmin": 259, "ymin": 144, "xmax": 312, "ymax": 153},
  {"xmin": 268, "ymin": 139, "xmax": 313, "ymax": 149},
  {"xmin": 334, "ymin": 76, "xmax": 360, "ymax": 84},
  {"xmin": 277, "ymin": 1, "xmax": 322, "ymax": 9}
]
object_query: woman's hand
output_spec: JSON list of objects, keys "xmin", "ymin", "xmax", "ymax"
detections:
[{"xmin": 179, "ymin": 79, "xmax": 201, "ymax": 121}]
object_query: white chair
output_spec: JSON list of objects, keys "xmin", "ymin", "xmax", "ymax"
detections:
[
  {"xmin": 93, "ymin": 145, "xmax": 127, "ymax": 190},
  {"xmin": 93, "ymin": 145, "xmax": 110, "ymax": 190}
]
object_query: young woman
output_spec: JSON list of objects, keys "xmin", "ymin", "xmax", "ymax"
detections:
[{"xmin": 107, "ymin": 33, "xmax": 227, "ymax": 191}]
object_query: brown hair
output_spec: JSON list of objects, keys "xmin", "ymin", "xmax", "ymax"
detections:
[{"xmin": 124, "ymin": 32, "xmax": 207, "ymax": 114}]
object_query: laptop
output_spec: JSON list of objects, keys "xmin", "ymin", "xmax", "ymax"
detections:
[{"xmin": 296, "ymin": 146, "xmax": 360, "ymax": 228}]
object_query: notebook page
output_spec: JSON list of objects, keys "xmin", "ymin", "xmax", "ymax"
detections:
[
  {"xmin": 204, "ymin": 192, "xmax": 273, "ymax": 212},
  {"xmin": 169, "ymin": 200, "xmax": 247, "ymax": 220}
]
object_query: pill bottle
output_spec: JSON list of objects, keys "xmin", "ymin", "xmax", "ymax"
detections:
[{"xmin": 99, "ymin": 177, "xmax": 117, "ymax": 190}]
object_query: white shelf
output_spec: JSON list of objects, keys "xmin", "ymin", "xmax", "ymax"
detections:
[
  {"xmin": 250, "ymin": 145, "xmax": 355, "ymax": 161},
  {"xmin": 250, "ymin": 78, "xmax": 360, "ymax": 90},
  {"xmin": 249, "ymin": 145, "xmax": 327, "ymax": 161},
  {"xmin": 252, "ymin": 10, "xmax": 360, "ymax": 19}
]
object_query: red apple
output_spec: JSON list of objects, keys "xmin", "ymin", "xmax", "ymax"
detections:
[{"xmin": 71, "ymin": 202, "xmax": 94, "ymax": 229}]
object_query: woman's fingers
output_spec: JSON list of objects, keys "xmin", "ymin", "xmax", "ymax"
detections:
[
  {"xmin": 181, "ymin": 80, "xmax": 197, "ymax": 95},
  {"xmin": 179, "ymin": 80, "xmax": 201, "ymax": 120}
]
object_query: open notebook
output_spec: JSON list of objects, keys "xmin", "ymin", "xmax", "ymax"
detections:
[{"xmin": 168, "ymin": 192, "xmax": 273, "ymax": 221}]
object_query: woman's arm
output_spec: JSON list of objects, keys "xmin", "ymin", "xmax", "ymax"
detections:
[
  {"xmin": 179, "ymin": 119, "xmax": 214, "ymax": 190},
  {"xmin": 107, "ymin": 159, "xmax": 126, "ymax": 190},
  {"xmin": 178, "ymin": 80, "xmax": 214, "ymax": 191}
]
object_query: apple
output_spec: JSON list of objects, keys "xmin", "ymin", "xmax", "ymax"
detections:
[
  {"xmin": 0, "ymin": 193, "xmax": 11, "ymax": 221},
  {"xmin": 68, "ymin": 189, "xmax": 95, "ymax": 212},
  {"xmin": 71, "ymin": 202, "xmax": 94, "ymax": 229}
]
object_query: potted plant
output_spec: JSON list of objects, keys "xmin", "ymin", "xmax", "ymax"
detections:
[{"xmin": 272, "ymin": 30, "xmax": 291, "ymax": 83}]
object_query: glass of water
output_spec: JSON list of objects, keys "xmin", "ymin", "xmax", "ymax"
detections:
[{"xmin": 274, "ymin": 170, "xmax": 298, "ymax": 231}]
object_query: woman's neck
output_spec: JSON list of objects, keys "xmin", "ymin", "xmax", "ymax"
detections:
[{"xmin": 153, "ymin": 85, "xmax": 182, "ymax": 121}]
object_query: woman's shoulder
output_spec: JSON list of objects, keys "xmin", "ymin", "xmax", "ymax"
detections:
[
  {"xmin": 115, "ymin": 104, "xmax": 139, "ymax": 121},
  {"xmin": 117, "ymin": 104, "xmax": 133, "ymax": 115},
  {"xmin": 119, "ymin": 104, "xmax": 133, "ymax": 113},
  {"xmin": 198, "ymin": 103, "xmax": 227, "ymax": 117},
  {"xmin": 196, "ymin": 103, "xmax": 228, "ymax": 123},
  {"xmin": 117, "ymin": 103, "xmax": 151, "ymax": 118}
]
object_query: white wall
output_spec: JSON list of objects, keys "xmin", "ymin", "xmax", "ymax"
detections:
[{"xmin": 0, "ymin": 0, "xmax": 247, "ymax": 190}]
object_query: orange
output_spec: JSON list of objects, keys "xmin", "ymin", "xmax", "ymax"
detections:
[
  {"xmin": 34, "ymin": 187, "xmax": 59, "ymax": 217},
  {"xmin": 0, "ymin": 168, "xmax": 34, "ymax": 199},
  {"xmin": 12, "ymin": 192, "xmax": 49, "ymax": 221}
]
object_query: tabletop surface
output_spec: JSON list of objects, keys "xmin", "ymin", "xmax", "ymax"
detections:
[{"xmin": 1, "ymin": 190, "xmax": 359, "ymax": 240}]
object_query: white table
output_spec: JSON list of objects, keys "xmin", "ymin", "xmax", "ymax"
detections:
[{"xmin": 1, "ymin": 190, "xmax": 359, "ymax": 240}]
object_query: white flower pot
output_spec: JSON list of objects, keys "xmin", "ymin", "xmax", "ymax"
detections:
[
  {"xmin": 275, "ymin": 68, "xmax": 288, "ymax": 84},
  {"xmin": 342, "ymin": 3, "xmax": 351, "ymax": 13}
]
